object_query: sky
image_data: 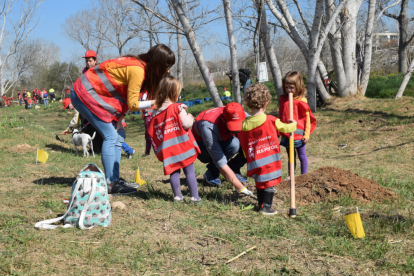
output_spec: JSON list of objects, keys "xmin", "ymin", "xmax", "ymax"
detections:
[{"xmin": 30, "ymin": 0, "xmax": 92, "ymax": 62}]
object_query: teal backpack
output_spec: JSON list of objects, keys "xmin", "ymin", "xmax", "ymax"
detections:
[{"xmin": 35, "ymin": 164, "xmax": 112, "ymax": 230}]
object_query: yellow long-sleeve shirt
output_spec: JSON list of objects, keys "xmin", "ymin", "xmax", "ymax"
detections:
[
  {"xmin": 294, "ymin": 96, "xmax": 311, "ymax": 139},
  {"xmin": 242, "ymin": 113, "xmax": 297, "ymax": 133},
  {"xmin": 105, "ymin": 64, "xmax": 148, "ymax": 112}
]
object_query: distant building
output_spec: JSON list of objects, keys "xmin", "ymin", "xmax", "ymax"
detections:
[{"xmin": 373, "ymin": 31, "xmax": 398, "ymax": 49}]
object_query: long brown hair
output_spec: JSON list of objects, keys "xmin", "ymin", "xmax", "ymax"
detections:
[
  {"xmin": 155, "ymin": 76, "xmax": 182, "ymax": 109},
  {"xmin": 125, "ymin": 44, "xmax": 175, "ymax": 98},
  {"xmin": 282, "ymin": 71, "xmax": 306, "ymax": 98}
]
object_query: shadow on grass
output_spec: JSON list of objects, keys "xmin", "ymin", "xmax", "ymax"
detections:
[
  {"xmin": 45, "ymin": 143, "xmax": 74, "ymax": 154},
  {"xmin": 33, "ymin": 176, "xmax": 76, "ymax": 186}
]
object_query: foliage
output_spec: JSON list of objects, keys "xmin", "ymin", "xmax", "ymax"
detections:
[{"xmin": 365, "ymin": 74, "xmax": 414, "ymax": 98}]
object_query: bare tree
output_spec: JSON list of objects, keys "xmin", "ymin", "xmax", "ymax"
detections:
[
  {"xmin": 0, "ymin": 0, "xmax": 44, "ymax": 97},
  {"xmin": 62, "ymin": 9, "xmax": 109, "ymax": 56},
  {"xmin": 223, "ymin": 0, "xmax": 241, "ymax": 104},
  {"xmin": 93, "ymin": 0, "xmax": 141, "ymax": 56},
  {"xmin": 395, "ymin": 57, "xmax": 414, "ymax": 98},
  {"xmin": 380, "ymin": 0, "xmax": 414, "ymax": 73},
  {"xmin": 266, "ymin": 0, "xmax": 348, "ymax": 111}
]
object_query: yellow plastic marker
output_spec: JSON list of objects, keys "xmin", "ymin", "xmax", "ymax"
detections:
[
  {"xmin": 345, "ymin": 207, "xmax": 366, "ymax": 239},
  {"xmin": 135, "ymin": 167, "xmax": 146, "ymax": 185},
  {"xmin": 36, "ymin": 148, "xmax": 49, "ymax": 164}
]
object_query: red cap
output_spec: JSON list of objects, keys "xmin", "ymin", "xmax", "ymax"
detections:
[
  {"xmin": 83, "ymin": 50, "xmax": 97, "ymax": 58},
  {"xmin": 24, "ymin": 89, "xmax": 26, "ymax": 91},
  {"xmin": 62, "ymin": 98, "xmax": 71, "ymax": 110},
  {"xmin": 33, "ymin": 90, "xmax": 35, "ymax": 92},
  {"xmin": 224, "ymin": 87, "xmax": 227, "ymax": 90},
  {"xmin": 223, "ymin": 103, "xmax": 246, "ymax": 132}
]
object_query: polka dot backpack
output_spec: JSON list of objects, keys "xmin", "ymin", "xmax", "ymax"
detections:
[{"xmin": 35, "ymin": 164, "xmax": 112, "ymax": 230}]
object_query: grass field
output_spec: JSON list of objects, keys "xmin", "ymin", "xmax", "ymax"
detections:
[{"xmin": 1, "ymin": 94, "xmax": 414, "ymax": 275}]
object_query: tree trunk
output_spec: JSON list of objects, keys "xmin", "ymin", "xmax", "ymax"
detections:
[
  {"xmin": 171, "ymin": 0, "xmax": 222, "ymax": 107},
  {"xmin": 222, "ymin": 0, "xmax": 241, "ymax": 104},
  {"xmin": 341, "ymin": 0, "xmax": 362, "ymax": 96},
  {"xmin": 176, "ymin": 29, "xmax": 184, "ymax": 86},
  {"xmin": 395, "ymin": 57, "xmax": 414, "ymax": 99},
  {"xmin": 325, "ymin": 0, "xmax": 348, "ymax": 97},
  {"xmin": 257, "ymin": 0, "xmax": 283, "ymax": 98},
  {"xmin": 316, "ymin": 61, "xmax": 332, "ymax": 100},
  {"xmin": 360, "ymin": 0, "xmax": 376, "ymax": 95},
  {"xmin": 398, "ymin": 0, "xmax": 409, "ymax": 73}
]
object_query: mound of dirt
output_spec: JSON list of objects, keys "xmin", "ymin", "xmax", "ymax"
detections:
[
  {"xmin": 277, "ymin": 167, "xmax": 395, "ymax": 204},
  {"xmin": 10, "ymin": 143, "xmax": 37, "ymax": 153}
]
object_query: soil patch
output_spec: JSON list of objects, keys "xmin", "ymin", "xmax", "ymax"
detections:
[
  {"xmin": 277, "ymin": 167, "xmax": 395, "ymax": 204},
  {"xmin": 9, "ymin": 143, "xmax": 37, "ymax": 153}
]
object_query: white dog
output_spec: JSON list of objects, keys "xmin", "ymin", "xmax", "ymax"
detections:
[{"xmin": 71, "ymin": 128, "xmax": 96, "ymax": 158}]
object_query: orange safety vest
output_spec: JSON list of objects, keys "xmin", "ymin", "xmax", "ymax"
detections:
[
  {"xmin": 73, "ymin": 57, "xmax": 146, "ymax": 123},
  {"xmin": 239, "ymin": 116, "xmax": 282, "ymax": 189},
  {"xmin": 192, "ymin": 107, "xmax": 234, "ymax": 142},
  {"xmin": 278, "ymin": 95, "xmax": 316, "ymax": 140},
  {"xmin": 148, "ymin": 104, "xmax": 200, "ymax": 175}
]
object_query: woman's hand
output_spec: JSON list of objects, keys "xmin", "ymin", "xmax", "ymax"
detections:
[{"xmin": 116, "ymin": 119, "xmax": 125, "ymax": 132}]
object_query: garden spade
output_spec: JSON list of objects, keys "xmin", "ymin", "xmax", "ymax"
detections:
[{"xmin": 289, "ymin": 93, "xmax": 297, "ymax": 218}]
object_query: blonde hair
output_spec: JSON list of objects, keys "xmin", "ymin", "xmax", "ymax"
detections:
[
  {"xmin": 282, "ymin": 71, "xmax": 306, "ymax": 98},
  {"xmin": 155, "ymin": 76, "xmax": 182, "ymax": 109},
  {"xmin": 244, "ymin": 83, "xmax": 272, "ymax": 109}
]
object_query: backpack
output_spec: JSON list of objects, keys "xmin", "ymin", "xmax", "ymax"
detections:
[
  {"xmin": 35, "ymin": 164, "xmax": 112, "ymax": 230},
  {"xmin": 238, "ymin": 69, "xmax": 251, "ymax": 86}
]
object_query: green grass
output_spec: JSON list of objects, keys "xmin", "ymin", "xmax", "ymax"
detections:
[
  {"xmin": 0, "ymin": 94, "xmax": 414, "ymax": 274},
  {"xmin": 365, "ymin": 73, "xmax": 414, "ymax": 98}
]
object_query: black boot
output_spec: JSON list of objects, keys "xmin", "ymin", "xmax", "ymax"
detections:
[
  {"xmin": 259, "ymin": 186, "xmax": 277, "ymax": 215},
  {"xmin": 256, "ymin": 188, "xmax": 264, "ymax": 211}
]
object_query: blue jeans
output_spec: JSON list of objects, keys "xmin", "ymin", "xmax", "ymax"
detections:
[
  {"xmin": 197, "ymin": 136, "xmax": 246, "ymax": 179},
  {"xmin": 242, "ymin": 78, "xmax": 251, "ymax": 95},
  {"xmin": 19, "ymin": 99, "xmax": 22, "ymax": 106},
  {"xmin": 122, "ymin": 142, "xmax": 134, "ymax": 155},
  {"xmin": 44, "ymin": 99, "xmax": 48, "ymax": 106},
  {"xmin": 70, "ymin": 90, "xmax": 125, "ymax": 183}
]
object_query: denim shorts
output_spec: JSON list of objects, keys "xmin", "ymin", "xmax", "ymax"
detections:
[{"xmin": 280, "ymin": 136, "xmax": 303, "ymax": 148}]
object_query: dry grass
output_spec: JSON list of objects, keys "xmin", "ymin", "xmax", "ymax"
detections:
[{"xmin": 0, "ymin": 95, "xmax": 414, "ymax": 275}]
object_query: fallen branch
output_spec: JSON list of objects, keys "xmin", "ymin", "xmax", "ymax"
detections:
[{"xmin": 226, "ymin": 246, "xmax": 257, "ymax": 264}]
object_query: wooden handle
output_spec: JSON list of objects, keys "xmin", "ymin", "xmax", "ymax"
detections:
[{"xmin": 288, "ymin": 93, "xmax": 296, "ymax": 218}]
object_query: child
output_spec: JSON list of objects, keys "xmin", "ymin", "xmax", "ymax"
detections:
[
  {"xmin": 239, "ymin": 83, "xmax": 297, "ymax": 215},
  {"xmin": 148, "ymin": 76, "xmax": 201, "ymax": 204},
  {"xmin": 278, "ymin": 71, "xmax": 316, "ymax": 177}
]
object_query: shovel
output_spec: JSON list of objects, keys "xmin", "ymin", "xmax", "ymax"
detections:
[{"xmin": 55, "ymin": 132, "xmax": 71, "ymax": 142}]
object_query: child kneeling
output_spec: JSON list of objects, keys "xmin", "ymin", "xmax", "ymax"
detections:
[
  {"xmin": 238, "ymin": 83, "xmax": 297, "ymax": 215},
  {"xmin": 148, "ymin": 76, "xmax": 201, "ymax": 204}
]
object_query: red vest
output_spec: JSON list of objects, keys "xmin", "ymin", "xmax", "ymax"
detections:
[
  {"xmin": 28, "ymin": 98, "xmax": 32, "ymax": 105},
  {"xmin": 148, "ymin": 104, "xmax": 200, "ymax": 175},
  {"xmin": 239, "ymin": 116, "xmax": 282, "ymax": 189},
  {"xmin": 73, "ymin": 57, "xmax": 146, "ymax": 123},
  {"xmin": 192, "ymin": 107, "xmax": 233, "ymax": 142},
  {"xmin": 278, "ymin": 95, "xmax": 316, "ymax": 140}
]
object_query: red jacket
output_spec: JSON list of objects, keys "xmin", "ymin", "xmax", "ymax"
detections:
[
  {"xmin": 192, "ymin": 107, "xmax": 233, "ymax": 142},
  {"xmin": 73, "ymin": 57, "xmax": 145, "ymax": 123},
  {"xmin": 239, "ymin": 115, "xmax": 282, "ymax": 189},
  {"xmin": 278, "ymin": 95, "xmax": 316, "ymax": 140},
  {"xmin": 148, "ymin": 104, "xmax": 200, "ymax": 175}
]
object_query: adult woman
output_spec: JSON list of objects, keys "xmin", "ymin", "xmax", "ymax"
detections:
[{"xmin": 70, "ymin": 44, "xmax": 175, "ymax": 194}]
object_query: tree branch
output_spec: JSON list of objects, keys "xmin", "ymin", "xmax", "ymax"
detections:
[
  {"xmin": 292, "ymin": 0, "xmax": 311, "ymax": 36},
  {"xmin": 377, "ymin": 0, "xmax": 401, "ymax": 21},
  {"xmin": 131, "ymin": 0, "xmax": 184, "ymax": 32}
]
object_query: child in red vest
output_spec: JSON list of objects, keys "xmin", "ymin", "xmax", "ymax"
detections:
[
  {"xmin": 148, "ymin": 76, "xmax": 201, "ymax": 204},
  {"xmin": 278, "ymin": 71, "xmax": 316, "ymax": 177},
  {"xmin": 239, "ymin": 83, "xmax": 297, "ymax": 215}
]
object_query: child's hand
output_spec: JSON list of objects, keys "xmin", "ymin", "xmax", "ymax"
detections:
[
  {"xmin": 180, "ymin": 104, "xmax": 188, "ymax": 110},
  {"xmin": 302, "ymin": 138, "xmax": 309, "ymax": 144},
  {"xmin": 288, "ymin": 119, "xmax": 296, "ymax": 124}
]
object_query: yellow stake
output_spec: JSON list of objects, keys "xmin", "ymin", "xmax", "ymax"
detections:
[{"xmin": 135, "ymin": 167, "xmax": 147, "ymax": 185}]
